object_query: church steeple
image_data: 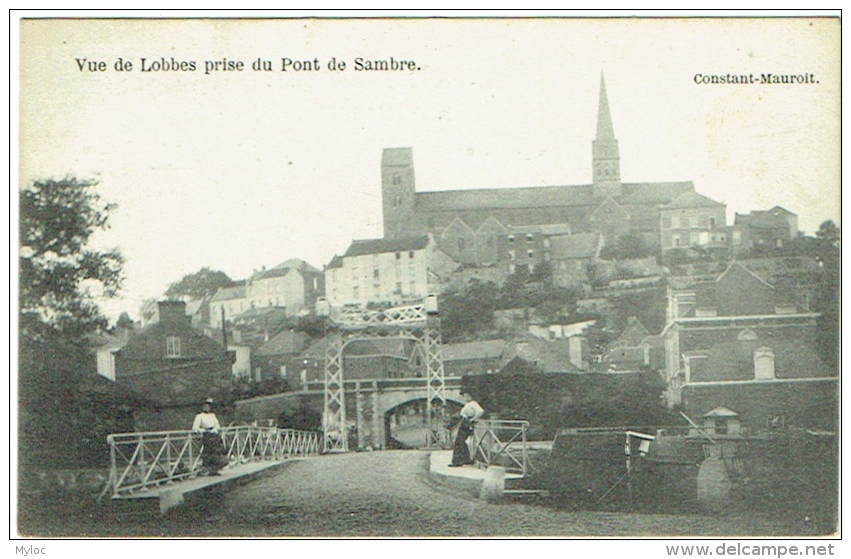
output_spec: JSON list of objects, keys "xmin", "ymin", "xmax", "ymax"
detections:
[{"xmin": 593, "ymin": 73, "xmax": 622, "ymax": 198}]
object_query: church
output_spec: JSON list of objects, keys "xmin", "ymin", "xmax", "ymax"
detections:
[{"xmin": 380, "ymin": 75, "xmax": 727, "ymax": 268}]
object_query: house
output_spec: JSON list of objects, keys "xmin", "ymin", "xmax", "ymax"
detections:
[
  {"xmin": 603, "ymin": 317, "xmax": 665, "ymax": 372},
  {"xmin": 498, "ymin": 334, "xmax": 588, "ymax": 374},
  {"xmin": 208, "ymin": 259, "xmax": 324, "ymax": 327},
  {"xmin": 113, "ymin": 301, "xmax": 235, "ymax": 431},
  {"xmin": 441, "ymin": 339, "xmax": 507, "ymax": 376},
  {"xmin": 662, "ymin": 263, "xmax": 836, "ymax": 430},
  {"xmin": 209, "ymin": 283, "xmax": 247, "ymax": 328},
  {"xmin": 298, "ymin": 337, "xmax": 416, "ymax": 386},
  {"xmin": 731, "ymin": 206, "xmax": 799, "ymax": 255},
  {"xmin": 549, "ymin": 232, "xmax": 603, "ymax": 287},
  {"xmin": 496, "ymin": 223, "xmax": 573, "ymax": 276},
  {"xmin": 381, "ymin": 75, "xmax": 702, "ymax": 259},
  {"xmin": 659, "ymin": 191, "xmax": 727, "ymax": 253},
  {"xmin": 253, "ymin": 329, "xmax": 310, "ymax": 384},
  {"xmin": 323, "ymin": 234, "xmax": 459, "ymax": 307}
]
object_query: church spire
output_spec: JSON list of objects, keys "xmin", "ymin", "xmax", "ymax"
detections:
[
  {"xmin": 592, "ymin": 72, "xmax": 622, "ymax": 198},
  {"xmin": 596, "ymin": 73, "xmax": 616, "ymax": 141}
]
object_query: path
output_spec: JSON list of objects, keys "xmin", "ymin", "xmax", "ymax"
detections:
[{"xmin": 182, "ymin": 450, "xmax": 804, "ymax": 537}]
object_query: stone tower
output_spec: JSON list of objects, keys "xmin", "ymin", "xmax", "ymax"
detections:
[
  {"xmin": 381, "ymin": 147, "xmax": 417, "ymax": 239},
  {"xmin": 592, "ymin": 74, "xmax": 622, "ymax": 199}
]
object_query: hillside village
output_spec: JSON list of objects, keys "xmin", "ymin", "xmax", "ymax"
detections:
[{"xmin": 91, "ymin": 76, "xmax": 839, "ymax": 436}]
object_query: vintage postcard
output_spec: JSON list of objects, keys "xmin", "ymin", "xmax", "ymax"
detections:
[{"xmin": 14, "ymin": 14, "xmax": 840, "ymax": 546}]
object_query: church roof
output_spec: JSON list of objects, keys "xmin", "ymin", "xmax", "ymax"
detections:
[
  {"xmin": 618, "ymin": 182, "xmax": 694, "ymax": 205},
  {"xmin": 507, "ymin": 222, "xmax": 573, "ymax": 236},
  {"xmin": 416, "ymin": 184, "xmax": 596, "ymax": 211},
  {"xmin": 663, "ymin": 191, "xmax": 725, "ymax": 210}
]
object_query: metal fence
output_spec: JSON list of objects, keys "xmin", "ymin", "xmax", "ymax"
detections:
[
  {"xmin": 470, "ymin": 419, "xmax": 531, "ymax": 476},
  {"xmin": 103, "ymin": 426, "xmax": 320, "ymax": 498}
]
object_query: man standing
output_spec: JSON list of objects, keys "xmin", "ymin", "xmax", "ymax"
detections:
[{"xmin": 449, "ymin": 391, "xmax": 484, "ymax": 467}]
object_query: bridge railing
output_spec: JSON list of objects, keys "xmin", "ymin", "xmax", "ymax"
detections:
[
  {"xmin": 470, "ymin": 419, "xmax": 531, "ymax": 476},
  {"xmin": 103, "ymin": 426, "xmax": 320, "ymax": 498}
]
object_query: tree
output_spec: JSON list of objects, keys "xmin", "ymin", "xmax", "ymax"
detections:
[
  {"xmin": 18, "ymin": 177, "xmax": 125, "ymax": 468},
  {"xmin": 816, "ymin": 220, "xmax": 840, "ymax": 247},
  {"xmin": 19, "ymin": 177, "xmax": 124, "ymax": 338},
  {"xmin": 813, "ymin": 221, "xmax": 840, "ymax": 371},
  {"xmin": 165, "ymin": 266, "xmax": 235, "ymax": 301}
]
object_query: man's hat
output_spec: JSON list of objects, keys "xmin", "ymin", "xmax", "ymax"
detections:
[{"xmin": 204, "ymin": 398, "xmax": 214, "ymax": 405}]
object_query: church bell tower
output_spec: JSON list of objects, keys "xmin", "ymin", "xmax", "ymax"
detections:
[
  {"xmin": 381, "ymin": 147, "xmax": 417, "ymax": 239},
  {"xmin": 592, "ymin": 74, "xmax": 623, "ymax": 199}
]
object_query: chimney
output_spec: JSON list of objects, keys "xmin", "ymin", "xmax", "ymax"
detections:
[{"xmin": 157, "ymin": 300, "xmax": 188, "ymax": 325}]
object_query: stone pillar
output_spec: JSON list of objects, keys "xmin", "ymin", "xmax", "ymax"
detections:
[
  {"xmin": 371, "ymin": 382, "xmax": 383, "ymax": 449},
  {"xmin": 480, "ymin": 466, "xmax": 506, "ymax": 502},
  {"xmin": 355, "ymin": 381, "xmax": 366, "ymax": 451}
]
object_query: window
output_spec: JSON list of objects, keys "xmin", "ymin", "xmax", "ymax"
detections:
[
  {"xmin": 280, "ymin": 365, "xmax": 287, "ymax": 379},
  {"xmin": 709, "ymin": 216, "xmax": 716, "ymax": 229},
  {"xmin": 543, "ymin": 238, "xmax": 550, "ymax": 249},
  {"xmin": 526, "ymin": 234, "xmax": 534, "ymax": 242},
  {"xmin": 395, "ymin": 252, "xmax": 401, "ymax": 260},
  {"xmin": 673, "ymin": 234, "xmax": 681, "ymax": 247},
  {"xmin": 733, "ymin": 231, "xmax": 742, "ymax": 245},
  {"xmin": 392, "ymin": 173, "xmax": 401, "ymax": 185},
  {"xmin": 509, "ymin": 264, "xmax": 516, "ymax": 274},
  {"xmin": 508, "ymin": 235, "xmax": 515, "ymax": 243},
  {"xmin": 527, "ymin": 249, "xmax": 534, "ymax": 258},
  {"xmin": 458, "ymin": 238, "xmax": 466, "ymax": 251},
  {"xmin": 408, "ymin": 251, "xmax": 415, "ymax": 259},
  {"xmin": 373, "ymin": 268, "xmax": 380, "ymax": 280},
  {"xmin": 508, "ymin": 249, "xmax": 515, "ymax": 261},
  {"xmin": 166, "ymin": 336, "xmax": 181, "ymax": 358},
  {"xmin": 353, "ymin": 286, "xmax": 359, "ymax": 299}
]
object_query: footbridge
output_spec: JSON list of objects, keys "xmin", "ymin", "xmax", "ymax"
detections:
[{"xmin": 100, "ymin": 425, "xmax": 320, "ymax": 513}]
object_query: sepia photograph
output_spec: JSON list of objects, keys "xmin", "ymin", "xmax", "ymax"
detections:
[{"xmin": 13, "ymin": 13, "xmax": 840, "ymax": 543}]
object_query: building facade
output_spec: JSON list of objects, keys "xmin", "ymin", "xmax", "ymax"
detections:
[
  {"xmin": 659, "ymin": 191, "xmax": 728, "ymax": 252},
  {"xmin": 731, "ymin": 206, "xmax": 799, "ymax": 255},
  {"xmin": 381, "ymin": 75, "xmax": 721, "ymax": 262},
  {"xmin": 209, "ymin": 259, "xmax": 324, "ymax": 327},
  {"xmin": 661, "ymin": 264, "xmax": 836, "ymax": 430},
  {"xmin": 113, "ymin": 301, "xmax": 235, "ymax": 431},
  {"xmin": 324, "ymin": 234, "xmax": 458, "ymax": 307}
]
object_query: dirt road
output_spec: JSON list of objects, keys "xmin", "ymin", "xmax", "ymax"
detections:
[{"xmin": 187, "ymin": 450, "xmax": 804, "ymax": 537}]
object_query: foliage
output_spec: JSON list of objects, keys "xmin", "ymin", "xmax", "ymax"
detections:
[
  {"xmin": 816, "ymin": 220, "xmax": 840, "ymax": 247},
  {"xmin": 465, "ymin": 371, "xmax": 675, "ymax": 440},
  {"xmin": 165, "ymin": 266, "xmax": 235, "ymax": 301},
  {"xmin": 599, "ymin": 233, "xmax": 653, "ymax": 260},
  {"xmin": 812, "ymin": 221, "xmax": 840, "ymax": 371},
  {"xmin": 439, "ymin": 280, "xmax": 500, "ymax": 341},
  {"xmin": 19, "ymin": 177, "xmax": 124, "ymax": 338},
  {"xmin": 18, "ymin": 177, "xmax": 128, "ymax": 468},
  {"xmin": 607, "ymin": 286, "xmax": 667, "ymax": 334}
]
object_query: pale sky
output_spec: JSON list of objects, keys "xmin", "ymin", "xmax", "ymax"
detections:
[{"xmin": 17, "ymin": 17, "xmax": 840, "ymax": 322}]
